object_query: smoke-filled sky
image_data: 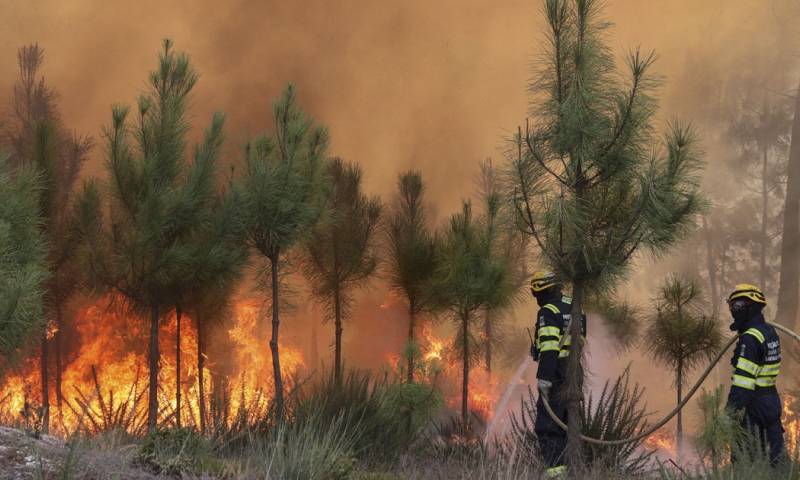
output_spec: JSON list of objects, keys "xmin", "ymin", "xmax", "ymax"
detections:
[
  {"xmin": 3, "ymin": 0, "xmax": 800, "ymax": 437},
  {"xmin": 3, "ymin": 0, "xmax": 797, "ymax": 214}
]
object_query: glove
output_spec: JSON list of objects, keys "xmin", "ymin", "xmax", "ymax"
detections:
[{"xmin": 538, "ymin": 379, "xmax": 553, "ymax": 399}]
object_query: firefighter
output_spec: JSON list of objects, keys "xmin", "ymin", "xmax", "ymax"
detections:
[
  {"xmin": 726, "ymin": 284, "xmax": 785, "ymax": 466},
  {"xmin": 529, "ymin": 270, "xmax": 586, "ymax": 478}
]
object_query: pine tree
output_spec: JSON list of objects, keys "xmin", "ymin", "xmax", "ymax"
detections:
[
  {"xmin": 727, "ymin": 91, "xmax": 790, "ymax": 295},
  {"xmin": 5, "ymin": 44, "xmax": 92, "ymax": 432},
  {"xmin": 507, "ymin": 0, "xmax": 704, "ymax": 468},
  {"xmin": 80, "ymin": 40, "xmax": 222, "ymax": 431},
  {"xmin": 0, "ymin": 157, "xmax": 48, "ymax": 366},
  {"xmin": 645, "ymin": 276, "xmax": 722, "ymax": 453},
  {"xmin": 777, "ymin": 81, "xmax": 800, "ymax": 330},
  {"xmin": 476, "ymin": 160, "xmax": 527, "ymax": 377},
  {"xmin": 236, "ymin": 84, "xmax": 328, "ymax": 419},
  {"xmin": 185, "ymin": 279, "xmax": 240, "ymax": 433},
  {"xmin": 429, "ymin": 202, "xmax": 513, "ymax": 421},
  {"xmin": 385, "ymin": 170, "xmax": 437, "ymax": 383},
  {"xmin": 168, "ymin": 117, "xmax": 245, "ymax": 429},
  {"xmin": 303, "ymin": 158, "xmax": 382, "ymax": 384}
]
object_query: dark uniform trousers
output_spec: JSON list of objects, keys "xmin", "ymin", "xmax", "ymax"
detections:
[
  {"xmin": 535, "ymin": 380, "xmax": 568, "ymax": 467},
  {"xmin": 737, "ymin": 392, "xmax": 784, "ymax": 465}
]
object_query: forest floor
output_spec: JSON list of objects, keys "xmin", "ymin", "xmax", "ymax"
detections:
[
  {"xmin": 0, "ymin": 426, "xmax": 71, "ymax": 480},
  {"xmin": 0, "ymin": 426, "xmax": 161, "ymax": 480}
]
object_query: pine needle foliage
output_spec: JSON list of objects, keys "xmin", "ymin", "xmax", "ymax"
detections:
[
  {"xmin": 429, "ymin": 202, "xmax": 514, "ymax": 422},
  {"xmin": 5, "ymin": 44, "xmax": 93, "ymax": 432},
  {"xmin": 645, "ymin": 275, "xmax": 722, "ymax": 452},
  {"xmin": 477, "ymin": 160, "xmax": 529, "ymax": 375},
  {"xmin": 694, "ymin": 386, "xmax": 744, "ymax": 472},
  {"xmin": 585, "ymin": 293, "xmax": 641, "ymax": 350},
  {"xmin": 79, "ymin": 39, "xmax": 225, "ymax": 432},
  {"xmin": 237, "ymin": 83, "xmax": 329, "ymax": 419},
  {"xmin": 0, "ymin": 156, "xmax": 48, "ymax": 364},
  {"xmin": 506, "ymin": 0, "xmax": 705, "ymax": 468},
  {"xmin": 384, "ymin": 170, "xmax": 437, "ymax": 383},
  {"xmin": 180, "ymin": 191, "xmax": 247, "ymax": 433},
  {"xmin": 172, "ymin": 160, "xmax": 246, "ymax": 429},
  {"xmin": 303, "ymin": 157, "xmax": 382, "ymax": 384}
]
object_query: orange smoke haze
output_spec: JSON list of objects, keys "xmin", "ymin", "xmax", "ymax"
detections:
[
  {"xmin": 2, "ymin": 0, "xmax": 800, "ymax": 442},
  {"xmin": 2, "ymin": 1, "xmax": 796, "ymax": 210}
]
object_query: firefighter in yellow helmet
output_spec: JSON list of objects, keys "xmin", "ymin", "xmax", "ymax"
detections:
[
  {"xmin": 529, "ymin": 270, "xmax": 586, "ymax": 478},
  {"xmin": 726, "ymin": 284, "xmax": 785, "ymax": 466}
]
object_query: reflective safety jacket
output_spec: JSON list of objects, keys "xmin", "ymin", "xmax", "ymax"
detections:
[
  {"xmin": 728, "ymin": 315, "xmax": 781, "ymax": 411},
  {"xmin": 533, "ymin": 295, "xmax": 587, "ymax": 383}
]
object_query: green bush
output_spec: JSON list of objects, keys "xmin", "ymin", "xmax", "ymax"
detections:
[
  {"xmin": 136, "ymin": 427, "xmax": 222, "ymax": 475},
  {"xmin": 293, "ymin": 368, "xmax": 442, "ymax": 462},
  {"xmin": 694, "ymin": 386, "xmax": 743, "ymax": 469},
  {"xmin": 232, "ymin": 413, "xmax": 357, "ymax": 480},
  {"xmin": 379, "ymin": 381, "xmax": 442, "ymax": 446}
]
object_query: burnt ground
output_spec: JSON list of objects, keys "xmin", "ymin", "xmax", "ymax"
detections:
[
  {"xmin": 0, "ymin": 426, "xmax": 162, "ymax": 480},
  {"xmin": 0, "ymin": 426, "xmax": 67, "ymax": 479}
]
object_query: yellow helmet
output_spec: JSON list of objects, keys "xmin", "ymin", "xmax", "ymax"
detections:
[
  {"xmin": 530, "ymin": 270, "xmax": 558, "ymax": 293},
  {"xmin": 727, "ymin": 284, "xmax": 767, "ymax": 305}
]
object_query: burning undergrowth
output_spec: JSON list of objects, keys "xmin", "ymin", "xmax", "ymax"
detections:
[
  {"xmin": 0, "ymin": 291, "xmax": 506, "ymax": 439},
  {"xmin": 0, "ymin": 294, "xmax": 307, "ymax": 436}
]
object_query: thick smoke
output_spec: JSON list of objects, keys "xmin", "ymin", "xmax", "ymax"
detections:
[{"xmin": 2, "ymin": 0, "xmax": 800, "ymax": 437}]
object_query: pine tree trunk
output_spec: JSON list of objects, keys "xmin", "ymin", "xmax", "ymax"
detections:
[
  {"xmin": 334, "ymin": 288, "xmax": 343, "ymax": 385},
  {"xmin": 407, "ymin": 308, "xmax": 416, "ymax": 384},
  {"xmin": 760, "ymin": 143, "xmax": 769, "ymax": 291},
  {"xmin": 484, "ymin": 310, "xmax": 492, "ymax": 377},
  {"xmin": 311, "ymin": 315, "xmax": 319, "ymax": 370},
  {"xmin": 148, "ymin": 303, "xmax": 160, "ymax": 432},
  {"xmin": 270, "ymin": 255, "xmax": 285, "ymax": 420},
  {"xmin": 54, "ymin": 304, "xmax": 63, "ymax": 415},
  {"xmin": 676, "ymin": 360, "xmax": 683, "ymax": 454},
  {"xmin": 702, "ymin": 216, "xmax": 724, "ymax": 387},
  {"xmin": 565, "ymin": 280, "xmax": 585, "ymax": 472},
  {"xmin": 777, "ymin": 80, "xmax": 800, "ymax": 329},
  {"xmin": 40, "ymin": 335, "xmax": 49, "ymax": 434},
  {"xmin": 197, "ymin": 313, "xmax": 206, "ymax": 435},
  {"xmin": 461, "ymin": 310, "xmax": 470, "ymax": 422},
  {"xmin": 702, "ymin": 216, "xmax": 719, "ymax": 315},
  {"xmin": 175, "ymin": 306, "xmax": 182, "ymax": 428}
]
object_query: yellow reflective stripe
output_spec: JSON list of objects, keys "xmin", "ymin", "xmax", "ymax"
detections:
[
  {"xmin": 732, "ymin": 375, "xmax": 756, "ymax": 390},
  {"xmin": 759, "ymin": 364, "xmax": 780, "ymax": 376},
  {"xmin": 756, "ymin": 377, "xmax": 777, "ymax": 387},
  {"xmin": 736, "ymin": 357, "xmax": 760, "ymax": 376},
  {"xmin": 562, "ymin": 335, "xmax": 572, "ymax": 346},
  {"xmin": 543, "ymin": 304, "xmax": 560, "ymax": 314},
  {"xmin": 756, "ymin": 377, "xmax": 776, "ymax": 386},
  {"xmin": 744, "ymin": 328, "xmax": 765, "ymax": 344},
  {"xmin": 558, "ymin": 350, "xmax": 570, "ymax": 358},
  {"xmin": 538, "ymin": 326, "xmax": 561, "ymax": 338},
  {"xmin": 538, "ymin": 341, "xmax": 560, "ymax": 352}
]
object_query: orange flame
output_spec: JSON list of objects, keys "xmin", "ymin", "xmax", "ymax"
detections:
[
  {"xmin": 783, "ymin": 393, "xmax": 800, "ymax": 455},
  {"xmin": 420, "ymin": 325, "xmax": 498, "ymax": 419},
  {"xmin": 644, "ymin": 431, "xmax": 678, "ymax": 457},
  {"xmin": 0, "ymin": 295, "xmax": 305, "ymax": 434}
]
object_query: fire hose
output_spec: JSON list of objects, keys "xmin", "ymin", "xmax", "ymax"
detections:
[{"xmin": 538, "ymin": 322, "xmax": 800, "ymax": 446}]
